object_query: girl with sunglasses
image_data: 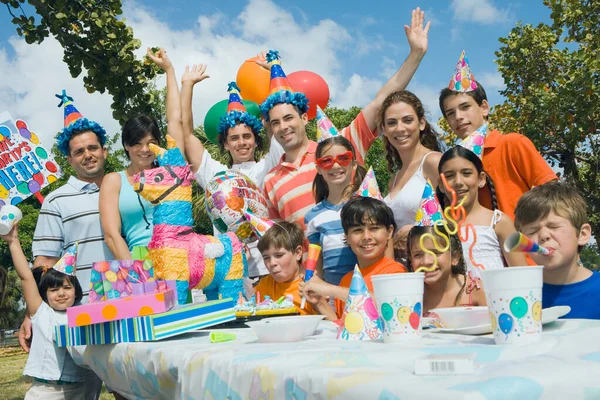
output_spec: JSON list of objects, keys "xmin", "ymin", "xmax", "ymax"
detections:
[{"xmin": 304, "ymin": 136, "xmax": 367, "ymax": 284}]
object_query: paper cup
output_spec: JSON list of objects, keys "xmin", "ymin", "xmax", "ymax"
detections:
[
  {"xmin": 372, "ymin": 273, "xmax": 424, "ymax": 343},
  {"xmin": 480, "ymin": 266, "xmax": 543, "ymax": 345}
]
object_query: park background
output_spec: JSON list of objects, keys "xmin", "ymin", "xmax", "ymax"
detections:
[{"xmin": 0, "ymin": 0, "xmax": 598, "ymax": 397}]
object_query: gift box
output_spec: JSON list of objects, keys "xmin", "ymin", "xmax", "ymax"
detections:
[
  {"xmin": 55, "ymin": 298, "xmax": 235, "ymax": 347},
  {"xmin": 131, "ymin": 280, "xmax": 176, "ymax": 296},
  {"xmin": 89, "ymin": 260, "xmax": 154, "ymax": 302},
  {"xmin": 66, "ymin": 289, "xmax": 176, "ymax": 328}
]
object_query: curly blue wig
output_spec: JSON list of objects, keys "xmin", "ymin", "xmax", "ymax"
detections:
[
  {"xmin": 259, "ymin": 90, "xmax": 309, "ymax": 121},
  {"xmin": 56, "ymin": 118, "xmax": 107, "ymax": 156}
]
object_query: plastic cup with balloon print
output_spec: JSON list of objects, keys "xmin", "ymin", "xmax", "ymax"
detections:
[
  {"xmin": 480, "ymin": 266, "xmax": 544, "ymax": 345},
  {"xmin": 371, "ymin": 273, "xmax": 425, "ymax": 343}
]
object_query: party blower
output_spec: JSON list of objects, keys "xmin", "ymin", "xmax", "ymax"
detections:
[
  {"xmin": 503, "ymin": 232, "xmax": 553, "ymax": 256},
  {"xmin": 300, "ymin": 244, "xmax": 322, "ymax": 310}
]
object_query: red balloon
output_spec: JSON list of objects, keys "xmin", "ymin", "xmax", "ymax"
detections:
[
  {"xmin": 288, "ymin": 71, "xmax": 330, "ymax": 120},
  {"xmin": 409, "ymin": 312, "xmax": 420, "ymax": 330}
]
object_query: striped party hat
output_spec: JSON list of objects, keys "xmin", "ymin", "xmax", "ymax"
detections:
[
  {"xmin": 266, "ymin": 50, "xmax": 293, "ymax": 95},
  {"xmin": 226, "ymin": 82, "xmax": 247, "ymax": 113},
  {"xmin": 56, "ymin": 90, "xmax": 84, "ymax": 128}
]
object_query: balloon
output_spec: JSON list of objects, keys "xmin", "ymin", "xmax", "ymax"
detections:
[
  {"xmin": 413, "ymin": 302, "xmax": 422, "ymax": 316},
  {"xmin": 397, "ymin": 306, "xmax": 411, "ymax": 324},
  {"xmin": 236, "ymin": 57, "xmax": 271, "ymax": 105},
  {"xmin": 498, "ymin": 313, "xmax": 513, "ymax": 335},
  {"xmin": 203, "ymin": 99, "xmax": 262, "ymax": 144},
  {"xmin": 205, "ymin": 170, "xmax": 269, "ymax": 243},
  {"xmin": 510, "ymin": 297, "xmax": 528, "ymax": 319},
  {"xmin": 288, "ymin": 71, "xmax": 330, "ymax": 120},
  {"xmin": 532, "ymin": 301, "xmax": 542, "ymax": 322},
  {"xmin": 344, "ymin": 311, "xmax": 365, "ymax": 334},
  {"xmin": 409, "ymin": 312, "xmax": 420, "ymax": 330},
  {"xmin": 381, "ymin": 302, "xmax": 393, "ymax": 321},
  {"xmin": 490, "ymin": 311, "xmax": 497, "ymax": 331}
]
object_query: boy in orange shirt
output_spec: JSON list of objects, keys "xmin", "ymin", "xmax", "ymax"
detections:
[
  {"xmin": 256, "ymin": 221, "xmax": 335, "ymax": 318},
  {"xmin": 300, "ymin": 197, "xmax": 406, "ymax": 318},
  {"xmin": 439, "ymin": 53, "xmax": 556, "ymax": 219}
]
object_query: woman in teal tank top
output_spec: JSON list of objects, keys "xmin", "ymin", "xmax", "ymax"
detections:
[{"xmin": 99, "ymin": 116, "xmax": 160, "ymax": 259}]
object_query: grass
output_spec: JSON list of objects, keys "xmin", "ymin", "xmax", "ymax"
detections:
[{"xmin": 0, "ymin": 346, "xmax": 113, "ymax": 400}]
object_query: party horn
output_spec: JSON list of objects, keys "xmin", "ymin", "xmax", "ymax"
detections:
[
  {"xmin": 300, "ymin": 244, "xmax": 322, "ymax": 309},
  {"xmin": 503, "ymin": 232, "xmax": 552, "ymax": 256},
  {"xmin": 210, "ymin": 331, "xmax": 237, "ymax": 343}
]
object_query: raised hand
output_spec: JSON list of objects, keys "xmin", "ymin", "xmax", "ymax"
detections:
[
  {"xmin": 254, "ymin": 50, "xmax": 270, "ymax": 70},
  {"xmin": 146, "ymin": 47, "xmax": 173, "ymax": 71},
  {"xmin": 0, "ymin": 224, "xmax": 18, "ymax": 245},
  {"xmin": 404, "ymin": 7, "xmax": 430, "ymax": 54},
  {"xmin": 181, "ymin": 64, "xmax": 210, "ymax": 85}
]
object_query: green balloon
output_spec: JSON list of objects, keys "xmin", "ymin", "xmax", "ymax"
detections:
[
  {"xmin": 203, "ymin": 99, "xmax": 262, "ymax": 144},
  {"xmin": 510, "ymin": 296, "xmax": 528, "ymax": 319}
]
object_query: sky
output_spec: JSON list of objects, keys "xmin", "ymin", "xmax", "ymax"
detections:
[{"xmin": 0, "ymin": 0, "xmax": 553, "ymax": 147}]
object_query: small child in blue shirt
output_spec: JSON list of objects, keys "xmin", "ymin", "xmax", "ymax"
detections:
[{"xmin": 514, "ymin": 181, "xmax": 600, "ymax": 319}]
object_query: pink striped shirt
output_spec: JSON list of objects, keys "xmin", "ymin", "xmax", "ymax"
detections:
[{"xmin": 263, "ymin": 111, "xmax": 377, "ymax": 229}]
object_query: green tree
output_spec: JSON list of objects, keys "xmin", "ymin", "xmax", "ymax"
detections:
[
  {"xmin": 492, "ymin": 0, "xmax": 600, "ymax": 238},
  {"xmin": 580, "ymin": 244, "xmax": 600, "ymax": 271},
  {"xmin": 0, "ymin": 269, "xmax": 25, "ymax": 329},
  {"xmin": 2, "ymin": 0, "xmax": 162, "ymax": 122}
]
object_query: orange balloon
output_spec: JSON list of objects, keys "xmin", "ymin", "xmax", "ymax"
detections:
[{"xmin": 236, "ymin": 58, "xmax": 271, "ymax": 105}]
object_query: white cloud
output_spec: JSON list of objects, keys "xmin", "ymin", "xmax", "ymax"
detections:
[
  {"xmin": 479, "ymin": 71, "xmax": 505, "ymax": 92},
  {"xmin": 333, "ymin": 74, "xmax": 382, "ymax": 110},
  {"xmin": 451, "ymin": 0, "xmax": 510, "ymax": 25}
]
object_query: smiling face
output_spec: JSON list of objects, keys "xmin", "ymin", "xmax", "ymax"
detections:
[
  {"xmin": 439, "ymin": 156, "xmax": 485, "ymax": 209},
  {"xmin": 382, "ymin": 101, "xmax": 426, "ymax": 154},
  {"xmin": 261, "ymin": 245, "xmax": 303, "ymax": 283},
  {"xmin": 316, "ymin": 144, "xmax": 356, "ymax": 190},
  {"xmin": 520, "ymin": 212, "xmax": 591, "ymax": 271},
  {"xmin": 268, "ymin": 103, "xmax": 309, "ymax": 153},
  {"xmin": 345, "ymin": 219, "xmax": 394, "ymax": 267},
  {"xmin": 125, "ymin": 133, "xmax": 159, "ymax": 170},
  {"xmin": 442, "ymin": 93, "xmax": 489, "ymax": 140},
  {"xmin": 224, "ymin": 124, "xmax": 257, "ymax": 164},
  {"xmin": 46, "ymin": 278, "xmax": 76, "ymax": 311},
  {"xmin": 67, "ymin": 131, "xmax": 107, "ymax": 182}
]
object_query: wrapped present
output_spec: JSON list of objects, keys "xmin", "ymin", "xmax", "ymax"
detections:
[
  {"xmin": 89, "ymin": 260, "xmax": 154, "ymax": 302},
  {"xmin": 131, "ymin": 280, "xmax": 177, "ymax": 296},
  {"xmin": 66, "ymin": 289, "xmax": 176, "ymax": 328},
  {"xmin": 55, "ymin": 298, "xmax": 235, "ymax": 347}
]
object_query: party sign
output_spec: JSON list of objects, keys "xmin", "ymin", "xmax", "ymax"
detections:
[{"xmin": 0, "ymin": 111, "xmax": 62, "ymax": 205}]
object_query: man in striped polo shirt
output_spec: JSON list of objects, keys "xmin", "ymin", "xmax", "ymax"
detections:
[{"xmin": 260, "ymin": 8, "xmax": 431, "ymax": 229}]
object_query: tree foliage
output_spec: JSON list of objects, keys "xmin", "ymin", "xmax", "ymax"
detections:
[
  {"xmin": 492, "ymin": 0, "xmax": 600, "ymax": 238},
  {"xmin": 1, "ymin": 0, "xmax": 162, "ymax": 123},
  {"xmin": 0, "ymin": 269, "xmax": 25, "ymax": 329}
]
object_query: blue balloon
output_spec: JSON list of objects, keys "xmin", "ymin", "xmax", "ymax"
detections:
[
  {"xmin": 413, "ymin": 302, "xmax": 422, "ymax": 316},
  {"xmin": 498, "ymin": 313, "xmax": 513, "ymax": 335}
]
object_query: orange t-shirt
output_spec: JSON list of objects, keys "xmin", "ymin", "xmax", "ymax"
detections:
[
  {"xmin": 254, "ymin": 275, "xmax": 316, "ymax": 315},
  {"xmin": 334, "ymin": 257, "xmax": 406, "ymax": 318},
  {"xmin": 478, "ymin": 130, "xmax": 556, "ymax": 220}
]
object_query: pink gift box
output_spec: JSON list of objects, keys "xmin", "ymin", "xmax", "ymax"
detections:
[
  {"xmin": 131, "ymin": 280, "xmax": 177, "ymax": 296},
  {"xmin": 89, "ymin": 260, "xmax": 154, "ymax": 303},
  {"xmin": 67, "ymin": 289, "xmax": 176, "ymax": 328}
]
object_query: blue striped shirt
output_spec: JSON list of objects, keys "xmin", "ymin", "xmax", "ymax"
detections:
[{"xmin": 304, "ymin": 200, "xmax": 357, "ymax": 285}]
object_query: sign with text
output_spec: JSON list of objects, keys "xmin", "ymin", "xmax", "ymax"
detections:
[{"xmin": 0, "ymin": 111, "xmax": 62, "ymax": 205}]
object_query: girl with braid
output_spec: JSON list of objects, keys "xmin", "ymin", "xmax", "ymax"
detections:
[
  {"xmin": 381, "ymin": 90, "xmax": 442, "ymax": 260},
  {"xmin": 436, "ymin": 146, "xmax": 527, "ymax": 279}
]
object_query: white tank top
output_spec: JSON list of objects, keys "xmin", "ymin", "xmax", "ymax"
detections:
[
  {"xmin": 384, "ymin": 152, "xmax": 434, "ymax": 229},
  {"xmin": 461, "ymin": 209, "xmax": 506, "ymax": 280}
]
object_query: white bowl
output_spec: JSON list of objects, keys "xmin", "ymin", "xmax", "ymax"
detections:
[
  {"xmin": 428, "ymin": 306, "xmax": 490, "ymax": 329},
  {"xmin": 246, "ymin": 315, "xmax": 325, "ymax": 343}
]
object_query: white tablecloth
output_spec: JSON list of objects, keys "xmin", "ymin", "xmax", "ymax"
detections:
[{"xmin": 69, "ymin": 319, "xmax": 600, "ymax": 399}]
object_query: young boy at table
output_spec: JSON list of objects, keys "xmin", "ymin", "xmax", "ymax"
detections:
[
  {"xmin": 300, "ymin": 197, "xmax": 406, "ymax": 318},
  {"xmin": 256, "ymin": 221, "xmax": 336, "ymax": 318},
  {"xmin": 439, "ymin": 52, "xmax": 556, "ymax": 219},
  {"xmin": 514, "ymin": 181, "xmax": 600, "ymax": 319}
]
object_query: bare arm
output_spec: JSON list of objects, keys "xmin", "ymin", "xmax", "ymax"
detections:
[
  {"xmin": 422, "ymin": 152, "xmax": 442, "ymax": 189},
  {"xmin": 361, "ymin": 8, "xmax": 430, "ymax": 131},
  {"xmin": 100, "ymin": 172, "xmax": 132, "ymax": 260},
  {"xmin": 1, "ymin": 226, "xmax": 43, "ymax": 316},
  {"xmin": 180, "ymin": 64, "xmax": 211, "ymax": 172},
  {"xmin": 495, "ymin": 215, "xmax": 528, "ymax": 267}
]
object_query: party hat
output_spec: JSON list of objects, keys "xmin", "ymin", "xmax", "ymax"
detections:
[
  {"xmin": 504, "ymin": 232, "xmax": 553, "ymax": 256},
  {"xmin": 354, "ymin": 167, "xmax": 383, "ymax": 200},
  {"xmin": 457, "ymin": 124, "xmax": 488, "ymax": 158},
  {"xmin": 244, "ymin": 210, "xmax": 275, "ymax": 239},
  {"xmin": 266, "ymin": 50, "xmax": 293, "ymax": 95},
  {"xmin": 448, "ymin": 50, "xmax": 478, "ymax": 93},
  {"xmin": 337, "ymin": 265, "xmax": 383, "ymax": 341},
  {"xmin": 415, "ymin": 180, "xmax": 444, "ymax": 227},
  {"xmin": 52, "ymin": 243, "xmax": 78, "ymax": 276},
  {"xmin": 55, "ymin": 90, "xmax": 107, "ymax": 156},
  {"xmin": 226, "ymin": 82, "xmax": 246, "ymax": 113},
  {"xmin": 316, "ymin": 106, "xmax": 340, "ymax": 142}
]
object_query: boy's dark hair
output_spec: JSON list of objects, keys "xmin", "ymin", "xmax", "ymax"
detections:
[
  {"xmin": 436, "ymin": 146, "xmax": 498, "ymax": 211},
  {"xmin": 407, "ymin": 226, "xmax": 467, "ymax": 306},
  {"xmin": 340, "ymin": 197, "xmax": 397, "ymax": 235},
  {"xmin": 313, "ymin": 136, "xmax": 367, "ymax": 203},
  {"xmin": 378, "ymin": 90, "xmax": 441, "ymax": 174},
  {"xmin": 439, "ymin": 81, "xmax": 488, "ymax": 119},
  {"xmin": 514, "ymin": 180, "xmax": 588, "ymax": 252},
  {"xmin": 38, "ymin": 268, "xmax": 83, "ymax": 306},
  {"xmin": 121, "ymin": 115, "xmax": 162, "ymax": 160},
  {"xmin": 257, "ymin": 221, "xmax": 305, "ymax": 254}
]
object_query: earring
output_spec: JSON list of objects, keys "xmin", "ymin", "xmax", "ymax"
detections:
[{"xmin": 479, "ymin": 182, "xmax": 485, "ymax": 188}]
